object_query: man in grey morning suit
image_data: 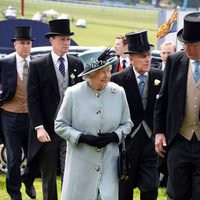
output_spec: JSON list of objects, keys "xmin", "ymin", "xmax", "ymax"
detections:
[
  {"xmin": 27, "ymin": 19, "xmax": 83, "ymax": 200},
  {"xmin": 154, "ymin": 12, "xmax": 200, "ymax": 200},
  {"xmin": 111, "ymin": 30, "xmax": 163, "ymax": 200},
  {"xmin": 0, "ymin": 26, "xmax": 36, "ymax": 200}
]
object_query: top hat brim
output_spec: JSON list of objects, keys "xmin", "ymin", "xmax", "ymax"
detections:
[
  {"xmin": 11, "ymin": 37, "xmax": 35, "ymax": 42},
  {"xmin": 124, "ymin": 44, "xmax": 154, "ymax": 54},
  {"xmin": 177, "ymin": 29, "xmax": 200, "ymax": 43},
  {"xmin": 78, "ymin": 56, "xmax": 117, "ymax": 77},
  {"xmin": 45, "ymin": 32, "xmax": 74, "ymax": 38}
]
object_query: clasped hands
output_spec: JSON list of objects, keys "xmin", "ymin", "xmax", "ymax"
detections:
[{"xmin": 79, "ymin": 132, "xmax": 119, "ymax": 148}]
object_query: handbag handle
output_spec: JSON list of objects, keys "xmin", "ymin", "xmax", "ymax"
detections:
[{"xmin": 121, "ymin": 134, "xmax": 126, "ymax": 151}]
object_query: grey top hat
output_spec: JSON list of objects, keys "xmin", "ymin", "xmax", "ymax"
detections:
[
  {"xmin": 11, "ymin": 26, "xmax": 35, "ymax": 42},
  {"xmin": 78, "ymin": 47, "xmax": 117, "ymax": 77},
  {"xmin": 124, "ymin": 30, "xmax": 154, "ymax": 54},
  {"xmin": 45, "ymin": 19, "xmax": 74, "ymax": 38},
  {"xmin": 177, "ymin": 12, "xmax": 200, "ymax": 43}
]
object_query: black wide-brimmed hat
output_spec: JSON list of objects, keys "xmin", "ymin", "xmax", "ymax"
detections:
[
  {"xmin": 45, "ymin": 19, "xmax": 74, "ymax": 38},
  {"xmin": 11, "ymin": 26, "xmax": 35, "ymax": 42},
  {"xmin": 124, "ymin": 30, "xmax": 154, "ymax": 54},
  {"xmin": 78, "ymin": 47, "xmax": 117, "ymax": 77},
  {"xmin": 177, "ymin": 12, "xmax": 200, "ymax": 43}
]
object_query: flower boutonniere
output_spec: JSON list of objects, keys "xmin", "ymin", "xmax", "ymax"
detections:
[
  {"xmin": 154, "ymin": 79, "xmax": 161, "ymax": 86},
  {"xmin": 70, "ymin": 73, "xmax": 75, "ymax": 79},
  {"xmin": 70, "ymin": 72, "xmax": 76, "ymax": 85},
  {"xmin": 69, "ymin": 69, "xmax": 76, "ymax": 85},
  {"xmin": 111, "ymin": 87, "xmax": 117, "ymax": 94}
]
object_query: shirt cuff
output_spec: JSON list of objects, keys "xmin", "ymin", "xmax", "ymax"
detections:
[{"xmin": 35, "ymin": 125, "xmax": 44, "ymax": 130}]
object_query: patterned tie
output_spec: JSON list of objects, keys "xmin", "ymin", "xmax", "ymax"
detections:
[
  {"xmin": 23, "ymin": 59, "xmax": 28, "ymax": 85},
  {"xmin": 193, "ymin": 60, "xmax": 200, "ymax": 83},
  {"xmin": 138, "ymin": 74, "xmax": 146, "ymax": 95},
  {"xmin": 122, "ymin": 60, "xmax": 126, "ymax": 69},
  {"xmin": 58, "ymin": 57, "xmax": 65, "ymax": 77}
]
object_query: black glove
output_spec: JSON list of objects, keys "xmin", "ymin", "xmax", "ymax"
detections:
[
  {"xmin": 78, "ymin": 134, "xmax": 99, "ymax": 147},
  {"xmin": 97, "ymin": 132, "xmax": 119, "ymax": 148}
]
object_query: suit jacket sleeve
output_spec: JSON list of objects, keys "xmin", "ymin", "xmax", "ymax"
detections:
[{"xmin": 27, "ymin": 59, "xmax": 44, "ymax": 128}]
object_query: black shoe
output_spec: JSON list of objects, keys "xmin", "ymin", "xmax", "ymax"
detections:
[{"xmin": 25, "ymin": 185, "xmax": 36, "ymax": 199}]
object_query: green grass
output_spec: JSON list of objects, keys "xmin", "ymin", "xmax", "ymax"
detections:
[
  {"xmin": 0, "ymin": 0, "xmax": 159, "ymax": 48},
  {"xmin": 0, "ymin": 173, "xmax": 61, "ymax": 200},
  {"xmin": 0, "ymin": 173, "xmax": 167, "ymax": 199},
  {"xmin": 0, "ymin": 1, "xmax": 165, "ymax": 199}
]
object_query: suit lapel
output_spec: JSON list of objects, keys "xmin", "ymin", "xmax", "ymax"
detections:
[
  {"xmin": 178, "ymin": 53, "xmax": 189, "ymax": 100},
  {"xmin": 7, "ymin": 56, "xmax": 17, "ymax": 93},
  {"xmin": 67, "ymin": 55, "xmax": 77, "ymax": 86},
  {"xmin": 124, "ymin": 67, "xmax": 143, "ymax": 111},
  {"xmin": 146, "ymin": 69, "xmax": 160, "ymax": 111},
  {"xmin": 173, "ymin": 53, "xmax": 189, "ymax": 99},
  {"xmin": 46, "ymin": 54, "xmax": 60, "ymax": 96}
]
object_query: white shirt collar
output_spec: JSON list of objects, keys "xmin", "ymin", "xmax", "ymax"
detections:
[
  {"xmin": 133, "ymin": 67, "xmax": 148, "ymax": 78},
  {"xmin": 16, "ymin": 53, "xmax": 31, "ymax": 62},
  {"xmin": 51, "ymin": 51, "xmax": 68, "ymax": 72},
  {"xmin": 120, "ymin": 57, "xmax": 130, "ymax": 67}
]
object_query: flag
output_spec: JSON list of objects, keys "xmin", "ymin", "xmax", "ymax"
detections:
[{"xmin": 157, "ymin": 8, "xmax": 178, "ymax": 39}]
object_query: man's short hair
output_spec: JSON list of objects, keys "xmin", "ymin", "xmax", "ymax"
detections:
[
  {"xmin": 160, "ymin": 41, "xmax": 176, "ymax": 52},
  {"xmin": 115, "ymin": 35, "xmax": 127, "ymax": 46}
]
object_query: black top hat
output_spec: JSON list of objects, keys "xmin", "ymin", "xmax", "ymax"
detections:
[
  {"xmin": 11, "ymin": 26, "xmax": 35, "ymax": 42},
  {"xmin": 45, "ymin": 19, "xmax": 74, "ymax": 38},
  {"xmin": 177, "ymin": 12, "xmax": 200, "ymax": 43},
  {"xmin": 124, "ymin": 30, "xmax": 154, "ymax": 54}
]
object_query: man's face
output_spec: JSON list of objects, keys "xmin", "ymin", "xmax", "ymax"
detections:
[
  {"xmin": 130, "ymin": 52, "xmax": 151, "ymax": 74},
  {"xmin": 183, "ymin": 42, "xmax": 200, "ymax": 60},
  {"xmin": 114, "ymin": 38, "xmax": 128, "ymax": 56},
  {"xmin": 160, "ymin": 44, "xmax": 175, "ymax": 64},
  {"xmin": 14, "ymin": 40, "xmax": 32, "ymax": 58},
  {"xmin": 50, "ymin": 35, "xmax": 71, "ymax": 56}
]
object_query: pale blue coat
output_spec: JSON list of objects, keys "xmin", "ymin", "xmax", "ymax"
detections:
[{"xmin": 55, "ymin": 81, "xmax": 133, "ymax": 200}]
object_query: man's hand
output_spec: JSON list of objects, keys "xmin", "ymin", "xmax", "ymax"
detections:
[
  {"xmin": 155, "ymin": 133, "xmax": 167, "ymax": 158},
  {"xmin": 36, "ymin": 127, "xmax": 51, "ymax": 143}
]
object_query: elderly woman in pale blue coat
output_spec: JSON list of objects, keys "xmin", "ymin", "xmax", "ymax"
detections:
[{"xmin": 55, "ymin": 48, "xmax": 133, "ymax": 200}]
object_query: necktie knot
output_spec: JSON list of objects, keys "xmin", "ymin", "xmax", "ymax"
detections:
[
  {"xmin": 193, "ymin": 60, "xmax": 200, "ymax": 83},
  {"xmin": 58, "ymin": 57, "xmax": 65, "ymax": 62},
  {"xmin": 139, "ymin": 74, "xmax": 146, "ymax": 83},
  {"xmin": 58, "ymin": 57, "xmax": 65, "ymax": 77},
  {"xmin": 122, "ymin": 59, "xmax": 126, "ymax": 69},
  {"xmin": 138, "ymin": 74, "xmax": 146, "ymax": 95},
  {"xmin": 23, "ymin": 59, "xmax": 28, "ymax": 69}
]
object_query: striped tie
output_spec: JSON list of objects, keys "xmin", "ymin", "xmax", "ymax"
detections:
[
  {"xmin": 23, "ymin": 59, "xmax": 28, "ymax": 85},
  {"xmin": 58, "ymin": 57, "xmax": 65, "ymax": 77}
]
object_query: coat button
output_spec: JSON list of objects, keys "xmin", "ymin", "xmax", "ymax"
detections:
[
  {"xmin": 96, "ymin": 148, "xmax": 102, "ymax": 152},
  {"xmin": 96, "ymin": 166, "xmax": 101, "ymax": 171},
  {"xmin": 96, "ymin": 111, "xmax": 101, "ymax": 115}
]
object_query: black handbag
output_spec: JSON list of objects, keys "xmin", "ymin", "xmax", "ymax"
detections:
[{"xmin": 118, "ymin": 135, "xmax": 129, "ymax": 180}]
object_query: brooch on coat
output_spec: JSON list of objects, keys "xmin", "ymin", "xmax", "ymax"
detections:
[
  {"xmin": 154, "ymin": 79, "xmax": 161, "ymax": 86},
  {"xmin": 111, "ymin": 87, "xmax": 117, "ymax": 93}
]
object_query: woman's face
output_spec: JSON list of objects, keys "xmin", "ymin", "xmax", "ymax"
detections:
[{"xmin": 88, "ymin": 65, "xmax": 111, "ymax": 91}]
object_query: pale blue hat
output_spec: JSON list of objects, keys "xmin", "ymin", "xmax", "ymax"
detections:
[{"xmin": 78, "ymin": 47, "xmax": 117, "ymax": 77}]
